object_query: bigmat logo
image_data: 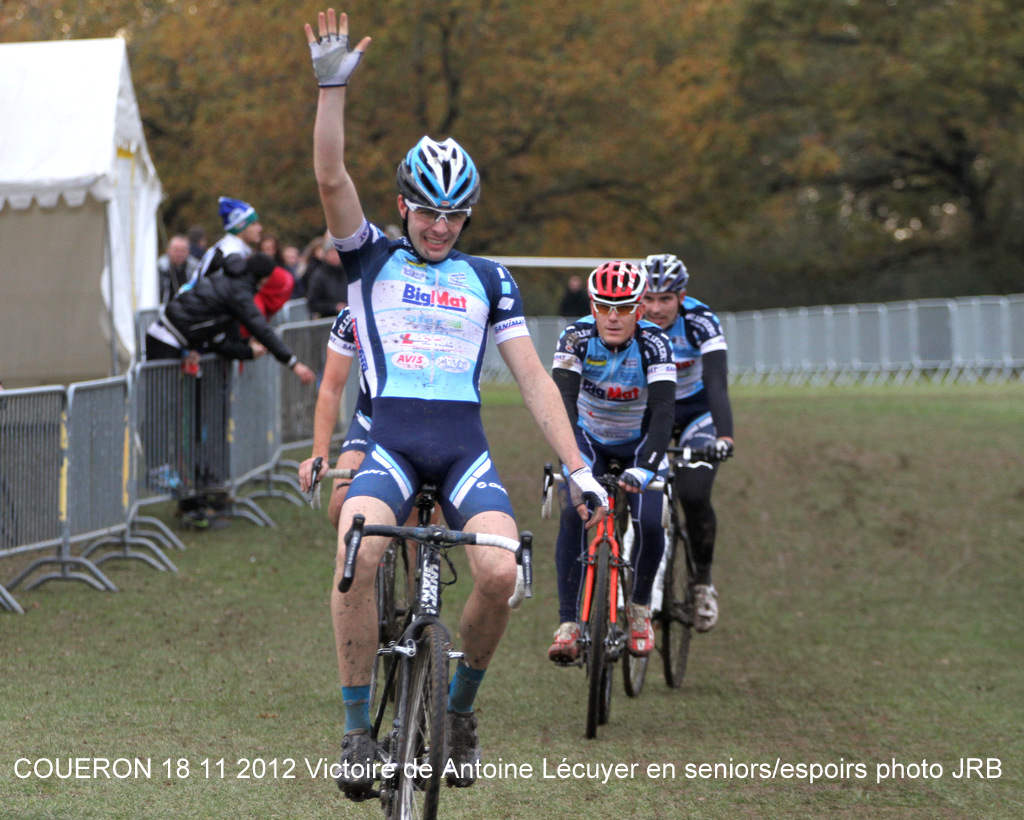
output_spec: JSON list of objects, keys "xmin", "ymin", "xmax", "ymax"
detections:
[{"xmin": 402, "ymin": 284, "xmax": 468, "ymax": 312}]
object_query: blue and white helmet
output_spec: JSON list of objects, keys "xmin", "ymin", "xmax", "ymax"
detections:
[
  {"xmin": 396, "ymin": 136, "xmax": 481, "ymax": 209},
  {"xmin": 640, "ymin": 253, "xmax": 689, "ymax": 293}
]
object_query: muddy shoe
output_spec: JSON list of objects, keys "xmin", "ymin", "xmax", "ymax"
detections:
[
  {"xmin": 335, "ymin": 728, "xmax": 376, "ymax": 797},
  {"xmin": 444, "ymin": 710, "xmax": 480, "ymax": 787},
  {"xmin": 692, "ymin": 584, "xmax": 719, "ymax": 632},
  {"xmin": 547, "ymin": 621, "xmax": 581, "ymax": 663}
]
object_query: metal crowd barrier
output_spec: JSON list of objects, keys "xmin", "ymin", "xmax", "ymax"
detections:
[
  {"xmin": 481, "ymin": 315, "xmax": 571, "ymax": 384},
  {"xmin": 1, "ymin": 385, "xmax": 118, "ymax": 612},
  {"xmin": 71, "ymin": 375, "xmax": 182, "ymax": 573},
  {"xmin": 720, "ymin": 294, "xmax": 1024, "ymax": 384}
]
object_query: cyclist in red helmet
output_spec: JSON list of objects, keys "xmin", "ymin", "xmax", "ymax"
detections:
[{"xmin": 547, "ymin": 261, "xmax": 678, "ymax": 662}]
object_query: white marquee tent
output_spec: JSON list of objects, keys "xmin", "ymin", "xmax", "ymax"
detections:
[{"xmin": 0, "ymin": 38, "xmax": 162, "ymax": 387}]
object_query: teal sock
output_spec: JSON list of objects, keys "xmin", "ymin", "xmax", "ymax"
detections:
[
  {"xmin": 342, "ymin": 685, "xmax": 371, "ymax": 733},
  {"xmin": 447, "ymin": 663, "xmax": 486, "ymax": 713}
]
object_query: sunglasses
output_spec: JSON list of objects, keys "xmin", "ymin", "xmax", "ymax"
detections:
[
  {"xmin": 405, "ymin": 201, "xmax": 472, "ymax": 225},
  {"xmin": 592, "ymin": 302, "xmax": 641, "ymax": 317}
]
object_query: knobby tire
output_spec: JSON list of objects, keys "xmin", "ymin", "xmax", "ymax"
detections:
[
  {"xmin": 586, "ymin": 539, "xmax": 611, "ymax": 739},
  {"xmin": 661, "ymin": 524, "xmax": 693, "ymax": 689},
  {"xmin": 394, "ymin": 623, "xmax": 448, "ymax": 820}
]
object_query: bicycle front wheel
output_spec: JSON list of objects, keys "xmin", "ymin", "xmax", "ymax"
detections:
[
  {"xmin": 394, "ymin": 623, "xmax": 448, "ymax": 820},
  {"xmin": 585, "ymin": 540, "xmax": 611, "ymax": 739},
  {"xmin": 661, "ymin": 525, "xmax": 693, "ymax": 689},
  {"xmin": 378, "ymin": 539, "xmax": 413, "ymax": 646}
]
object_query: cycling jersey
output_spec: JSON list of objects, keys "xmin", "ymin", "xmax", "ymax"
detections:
[
  {"xmin": 334, "ymin": 221, "xmax": 528, "ymax": 407},
  {"xmin": 553, "ymin": 316, "xmax": 676, "ymax": 445},
  {"xmin": 661, "ymin": 296, "xmax": 728, "ymax": 402},
  {"xmin": 331, "ymin": 220, "xmax": 526, "ymax": 527}
]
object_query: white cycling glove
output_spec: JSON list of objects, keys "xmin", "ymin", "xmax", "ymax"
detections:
[
  {"xmin": 309, "ymin": 32, "xmax": 365, "ymax": 87},
  {"xmin": 620, "ymin": 467, "xmax": 655, "ymax": 491},
  {"xmin": 568, "ymin": 466, "xmax": 608, "ymax": 512},
  {"xmin": 711, "ymin": 438, "xmax": 734, "ymax": 461}
]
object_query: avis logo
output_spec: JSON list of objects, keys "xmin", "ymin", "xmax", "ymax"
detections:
[
  {"xmin": 402, "ymin": 283, "xmax": 468, "ymax": 312},
  {"xmin": 392, "ymin": 352, "xmax": 429, "ymax": 370}
]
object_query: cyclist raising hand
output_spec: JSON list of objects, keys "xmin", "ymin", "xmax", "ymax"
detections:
[
  {"xmin": 547, "ymin": 262, "xmax": 677, "ymax": 664},
  {"xmin": 304, "ymin": 8, "xmax": 606, "ymax": 797}
]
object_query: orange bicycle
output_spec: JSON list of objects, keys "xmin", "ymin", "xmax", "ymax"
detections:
[{"xmin": 542, "ymin": 462, "xmax": 670, "ymax": 739}]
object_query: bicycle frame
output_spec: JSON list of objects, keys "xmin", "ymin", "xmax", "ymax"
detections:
[{"xmin": 579, "ymin": 478, "xmax": 628, "ymax": 641}]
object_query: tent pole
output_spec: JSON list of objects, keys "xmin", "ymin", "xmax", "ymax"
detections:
[{"xmin": 105, "ymin": 207, "xmax": 117, "ymax": 377}]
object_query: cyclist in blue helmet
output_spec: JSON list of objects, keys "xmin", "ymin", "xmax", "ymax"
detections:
[
  {"xmin": 304, "ymin": 8, "xmax": 607, "ymax": 797},
  {"xmin": 640, "ymin": 252, "xmax": 735, "ymax": 634}
]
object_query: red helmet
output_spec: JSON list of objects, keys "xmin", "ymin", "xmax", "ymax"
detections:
[{"xmin": 587, "ymin": 261, "xmax": 647, "ymax": 307}]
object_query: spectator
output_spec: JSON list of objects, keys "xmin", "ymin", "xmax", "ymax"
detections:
[
  {"xmin": 145, "ymin": 252, "xmax": 315, "ymax": 528},
  {"xmin": 281, "ymin": 243, "xmax": 301, "ymax": 275},
  {"xmin": 186, "ymin": 225, "xmax": 208, "ymax": 263},
  {"xmin": 260, "ymin": 233, "xmax": 286, "ymax": 267},
  {"xmin": 304, "ymin": 237, "xmax": 347, "ymax": 318},
  {"xmin": 192, "ymin": 196, "xmax": 263, "ymax": 282},
  {"xmin": 292, "ymin": 233, "xmax": 327, "ymax": 299},
  {"xmin": 157, "ymin": 235, "xmax": 199, "ymax": 304},
  {"xmin": 558, "ymin": 273, "xmax": 591, "ymax": 317}
]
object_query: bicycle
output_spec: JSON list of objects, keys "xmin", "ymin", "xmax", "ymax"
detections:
[
  {"xmin": 655, "ymin": 442, "xmax": 728, "ymax": 690},
  {"xmin": 311, "ymin": 459, "xmax": 533, "ymax": 820},
  {"xmin": 541, "ymin": 461, "xmax": 670, "ymax": 739}
]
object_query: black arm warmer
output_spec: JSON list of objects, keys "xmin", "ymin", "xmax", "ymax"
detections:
[
  {"xmin": 639, "ymin": 379, "xmax": 676, "ymax": 472},
  {"xmin": 551, "ymin": 367, "xmax": 581, "ymax": 429},
  {"xmin": 702, "ymin": 349, "xmax": 734, "ymax": 439}
]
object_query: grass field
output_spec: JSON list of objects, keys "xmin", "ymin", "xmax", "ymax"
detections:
[{"xmin": 2, "ymin": 383, "xmax": 1023, "ymax": 819}]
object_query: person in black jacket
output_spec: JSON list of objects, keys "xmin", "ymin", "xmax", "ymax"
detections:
[
  {"xmin": 304, "ymin": 238, "xmax": 348, "ymax": 318},
  {"xmin": 144, "ymin": 253, "xmax": 315, "ymax": 528},
  {"xmin": 146, "ymin": 252, "xmax": 315, "ymax": 381}
]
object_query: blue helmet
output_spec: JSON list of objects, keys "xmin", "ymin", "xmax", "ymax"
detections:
[
  {"xmin": 396, "ymin": 137, "xmax": 481, "ymax": 209},
  {"xmin": 640, "ymin": 253, "xmax": 689, "ymax": 293}
]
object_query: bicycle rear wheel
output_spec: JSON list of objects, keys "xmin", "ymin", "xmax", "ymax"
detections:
[
  {"xmin": 394, "ymin": 623, "xmax": 448, "ymax": 820},
  {"xmin": 586, "ymin": 540, "xmax": 611, "ymax": 739},
  {"xmin": 661, "ymin": 525, "xmax": 693, "ymax": 689}
]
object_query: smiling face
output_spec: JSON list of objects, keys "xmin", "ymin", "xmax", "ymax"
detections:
[{"xmin": 397, "ymin": 196, "xmax": 469, "ymax": 262}]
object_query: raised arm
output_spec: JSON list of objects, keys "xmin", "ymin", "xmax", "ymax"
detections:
[{"xmin": 305, "ymin": 9, "xmax": 371, "ymax": 239}]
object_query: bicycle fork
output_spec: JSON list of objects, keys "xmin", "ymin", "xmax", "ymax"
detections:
[{"xmin": 580, "ymin": 524, "xmax": 627, "ymax": 662}]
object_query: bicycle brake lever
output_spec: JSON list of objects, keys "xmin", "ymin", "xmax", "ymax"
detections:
[
  {"xmin": 309, "ymin": 456, "xmax": 324, "ymax": 509},
  {"xmin": 339, "ymin": 514, "xmax": 365, "ymax": 593}
]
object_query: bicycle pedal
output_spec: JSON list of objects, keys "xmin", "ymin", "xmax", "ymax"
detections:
[{"xmin": 447, "ymin": 650, "xmax": 466, "ymax": 661}]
